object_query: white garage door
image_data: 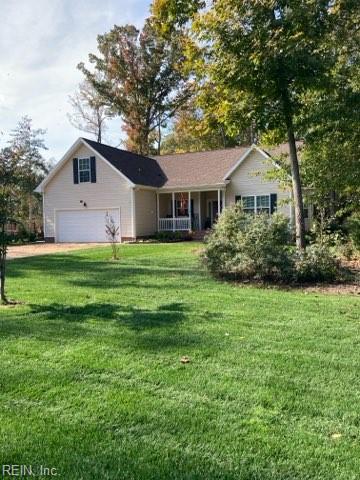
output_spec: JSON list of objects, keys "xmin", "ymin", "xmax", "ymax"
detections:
[{"xmin": 56, "ymin": 209, "xmax": 120, "ymax": 243}]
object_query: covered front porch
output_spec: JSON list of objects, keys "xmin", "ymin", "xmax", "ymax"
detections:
[{"xmin": 157, "ymin": 189, "xmax": 226, "ymax": 232}]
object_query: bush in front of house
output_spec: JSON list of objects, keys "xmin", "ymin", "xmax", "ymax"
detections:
[
  {"xmin": 203, "ymin": 204, "xmax": 294, "ymax": 282},
  {"xmin": 293, "ymin": 242, "xmax": 340, "ymax": 283},
  {"xmin": 154, "ymin": 231, "xmax": 192, "ymax": 242},
  {"xmin": 203, "ymin": 204, "xmax": 340, "ymax": 283}
]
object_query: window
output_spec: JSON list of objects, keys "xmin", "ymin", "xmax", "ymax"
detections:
[
  {"xmin": 78, "ymin": 158, "xmax": 90, "ymax": 183},
  {"xmin": 241, "ymin": 195, "xmax": 270, "ymax": 215},
  {"xmin": 242, "ymin": 196, "xmax": 255, "ymax": 214},
  {"xmin": 176, "ymin": 200, "xmax": 188, "ymax": 217},
  {"xmin": 175, "ymin": 199, "xmax": 195, "ymax": 217},
  {"xmin": 256, "ymin": 195, "xmax": 270, "ymax": 214}
]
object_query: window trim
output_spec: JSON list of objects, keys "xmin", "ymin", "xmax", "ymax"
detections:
[
  {"xmin": 78, "ymin": 157, "xmax": 91, "ymax": 183},
  {"xmin": 240, "ymin": 194, "xmax": 271, "ymax": 214}
]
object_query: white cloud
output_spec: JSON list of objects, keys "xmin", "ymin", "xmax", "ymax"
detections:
[{"xmin": 0, "ymin": 0, "xmax": 150, "ymax": 159}]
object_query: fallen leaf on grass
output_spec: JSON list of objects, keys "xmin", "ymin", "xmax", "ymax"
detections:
[{"xmin": 180, "ymin": 356, "xmax": 190, "ymax": 364}]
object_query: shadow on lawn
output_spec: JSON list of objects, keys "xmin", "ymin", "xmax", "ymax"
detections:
[
  {"xmin": 0, "ymin": 302, "xmax": 203, "ymax": 350},
  {"xmin": 27, "ymin": 301, "xmax": 187, "ymax": 329},
  {"xmin": 6, "ymin": 254, "xmax": 204, "ymax": 288}
]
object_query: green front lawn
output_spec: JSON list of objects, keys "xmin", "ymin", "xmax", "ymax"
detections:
[{"xmin": 1, "ymin": 242, "xmax": 360, "ymax": 479}]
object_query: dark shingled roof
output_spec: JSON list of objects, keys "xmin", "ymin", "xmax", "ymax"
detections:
[
  {"xmin": 84, "ymin": 138, "xmax": 296, "ymax": 188},
  {"xmin": 83, "ymin": 138, "xmax": 167, "ymax": 187}
]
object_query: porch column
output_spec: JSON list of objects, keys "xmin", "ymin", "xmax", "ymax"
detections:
[
  {"xmin": 172, "ymin": 192, "xmax": 175, "ymax": 232},
  {"xmin": 188, "ymin": 191, "xmax": 192, "ymax": 232},
  {"xmin": 198, "ymin": 191, "xmax": 202, "ymax": 230},
  {"xmin": 156, "ymin": 192, "xmax": 160, "ymax": 231},
  {"xmin": 218, "ymin": 189, "xmax": 221, "ymax": 214},
  {"xmin": 222, "ymin": 189, "xmax": 226, "ymax": 209}
]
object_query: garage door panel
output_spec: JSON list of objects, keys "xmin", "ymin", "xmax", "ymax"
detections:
[{"xmin": 56, "ymin": 209, "xmax": 120, "ymax": 243}]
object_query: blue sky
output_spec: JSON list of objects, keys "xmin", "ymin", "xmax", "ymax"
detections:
[{"xmin": 0, "ymin": 0, "xmax": 150, "ymax": 160}]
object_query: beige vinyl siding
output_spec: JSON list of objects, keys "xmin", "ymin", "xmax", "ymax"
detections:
[
  {"xmin": 135, "ymin": 189, "xmax": 157, "ymax": 236},
  {"xmin": 43, "ymin": 144, "xmax": 133, "ymax": 239},
  {"xmin": 225, "ymin": 150, "xmax": 291, "ymax": 217}
]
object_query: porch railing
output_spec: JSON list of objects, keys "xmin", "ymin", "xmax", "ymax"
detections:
[{"xmin": 158, "ymin": 217, "xmax": 191, "ymax": 231}]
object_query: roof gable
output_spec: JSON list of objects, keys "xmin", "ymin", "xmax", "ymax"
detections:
[
  {"xmin": 36, "ymin": 138, "xmax": 166, "ymax": 192},
  {"xmin": 222, "ymin": 145, "xmax": 270, "ymax": 180},
  {"xmin": 83, "ymin": 139, "xmax": 166, "ymax": 188}
]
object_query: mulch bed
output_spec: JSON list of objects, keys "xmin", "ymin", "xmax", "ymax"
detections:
[{"xmin": 301, "ymin": 259, "xmax": 360, "ymax": 295}]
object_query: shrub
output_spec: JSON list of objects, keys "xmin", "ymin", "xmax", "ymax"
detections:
[
  {"xmin": 154, "ymin": 231, "xmax": 192, "ymax": 242},
  {"xmin": 203, "ymin": 204, "xmax": 294, "ymax": 282},
  {"xmin": 203, "ymin": 204, "xmax": 341, "ymax": 284},
  {"xmin": 293, "ymin": 242, "xmax": 339, "ymax": 283},
  {"xmin": 346, "ymin": 213, "xmax": 360, "ymax": 250}
]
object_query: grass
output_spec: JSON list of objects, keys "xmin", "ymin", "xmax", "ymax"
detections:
[{"xmin": 1, "ymin": 242, "xmax": 360, "ymax": 479}]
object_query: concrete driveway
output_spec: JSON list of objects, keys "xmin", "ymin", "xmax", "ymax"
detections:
[{"xmin": 7, "ymin": 243, "xmax": 102, "ymax": 259}]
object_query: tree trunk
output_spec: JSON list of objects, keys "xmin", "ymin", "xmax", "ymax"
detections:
[
  {"xmin": 280, "ymin": 85, "xmax": 306, "ymax": 250},
  {"xmin": 287, "ymin": 127, "xmax": 306, "ymax": 250},
  {"xmin": 97, "ymin": 111, "xmax": 102, "ymax": 143},
  {"xmin": 142, "ymin": 129, "xmax": 150, "ymax": 156},
  {"xmin": 0, "ymin": 250, "xmax": 6, "ymax": 304},
  {"xmin": 28, "ymin": 193, "xmax": 33, "ymax": 233},
  {"xmin": 329, "ymin": 190, "xmax": 337, "ymax": 217},
  {"xmin": 157, "ymin": 121, "xmax": 161, "ymax": 155}
]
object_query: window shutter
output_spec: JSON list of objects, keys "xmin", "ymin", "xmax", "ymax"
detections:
[
  {"xmin": 235, "ymin": 195, "xmax": 242, "ymax": 204},
  {"xmin": 90, "ymin": 156, "xmax": 96, "ymax": 183},
  {"xmin": 270, "ymin": 193, "xmax": 277, "ymax": 214},
  {"xmin": 73, "ymin": 158, "xmax": 79, "ymax": 184}
]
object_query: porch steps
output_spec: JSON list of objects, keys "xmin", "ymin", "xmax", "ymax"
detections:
[{"xmin": 192, "ymin": 229, "xmax": 209, "ymax": 241}]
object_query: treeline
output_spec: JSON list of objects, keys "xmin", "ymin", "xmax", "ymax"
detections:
[{"xmin": 0, "ymin": 117, "xmax": 48, "ymax": 239}]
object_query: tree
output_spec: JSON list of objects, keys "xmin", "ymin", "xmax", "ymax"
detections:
[
  {"xmin": 301, "ymin": 87, "xmax": 360, "ymax": 218},
  {"xmin": 161, "ymin": 100, "xmax": 246, "ymax": 154},
  {"xmin": 8, "ymin": 117, "xmax": 48, "ymax": 234},
  {"xmin": 78, "ymin": 18, "xmax": 193, "ymax": 155},
  {"xmin": 67, "ymin": 77, "xmax": 114, "ymax": 143},
  {"xmin": 153, "ymin": 0, "xmax": 343, "ymax": 250},
  {"xmin": 0, "ymin": 117, "xmax": 48, "ymax": 303},
  {"xmin": 300, "ymin": 3, "xmax": 360, "ymax": 218},
  {"xmin": 105, "ymin": 213, "xmax": 120, "ymax": 260},
  {"xmin": 0, "ymin": 147, "xmax": 22, "ymax": 303}
]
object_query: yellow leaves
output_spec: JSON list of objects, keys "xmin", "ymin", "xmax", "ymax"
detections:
[
  {"xmin": 290, "ymin": 31, "xmax": 304, "ymax": 42},
  {"xmin": 249, "ymin": 52, "xmax": 262, "ymax": 67}
]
